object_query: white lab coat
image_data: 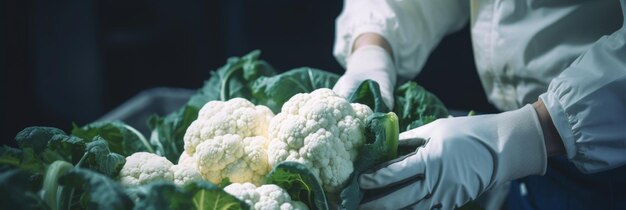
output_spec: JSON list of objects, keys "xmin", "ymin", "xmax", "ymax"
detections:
[{"xmin": 334, "ymin": 0, "xmax": 626, "ymax": 173}]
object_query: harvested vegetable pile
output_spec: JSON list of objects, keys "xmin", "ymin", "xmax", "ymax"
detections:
[{"xmin": 1, "ymin": 51, "xmax": 461, "ymax": 210}]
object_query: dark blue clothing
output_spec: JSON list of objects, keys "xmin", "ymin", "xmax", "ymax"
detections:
[{"xmin": 508, "ymin": 156, "xmax": 626, "ymax": 210}]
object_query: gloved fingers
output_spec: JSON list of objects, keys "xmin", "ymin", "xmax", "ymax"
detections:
[
  {"xmin": 399, "ymin": 121, "xmax": 439, "ymax": 140},
  {"xmin": 332, "ymin": 76, "xmax": 358, "ymax": 99},
  {"xmin": 359, "ymin": 177, "xmax": 430, "ymax": 210},
  {"xmin": 332, "ymin": 76, "xmax": 395, "ymax": 109},
  {"xmin": 359, "ymin": 151, "xmax": 426, "ymax": 189},
  {"xmin": 398, "ymin": 137, "xmax": 428, "ymax": 147}
]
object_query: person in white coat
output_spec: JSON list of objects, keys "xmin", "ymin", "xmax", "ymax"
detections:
[{"xmin": 332, "ymin": 0, "xmax": 626, "ymax": 209}]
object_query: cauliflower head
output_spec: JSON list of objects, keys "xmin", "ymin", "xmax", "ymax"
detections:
[
  {"xmin": 184, "ymin": 98, "xmax": 274, "ymax": 154},
  {"xmin": 267, "ymin": 88, "xmax": 372, "ymax": 192},
  {"xmin": 183, "ymin": 98, "xmax": 274, "ymax": 185},
  {"xmin": 224, "ymin": 183, "xmax": 309, "ymax": 210},
  {"xmin": 171, "ymin": 152, "xmax": 202, "ymax": 186},
  {"xmin": 119, "ymin": 152, "xmax": 174, "ymax": 186},
  {"xmin": 195, "ymin": 134, "xmax": 270, "ymax": 185}
]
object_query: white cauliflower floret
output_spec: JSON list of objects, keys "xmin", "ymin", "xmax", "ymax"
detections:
[
  {"xmin": 119, "ymin": 152, "xmax": 174, "ymax": 186},
  {"xmin": 184, "ymin": 98, "xmax": 274, "ymax": 154},
  {"xmin": 255, "ymin": 185, "xmax": 308, "ymax": 210},
  {"xmin": 171, "ymin": 152, "xmax": 202, "ymax": 186},
  {"xmin": 177, "ymin": 151, "xmax": 195, "ymax": 165},
  {"xmin": 224, "ymin": 183, "xmax": 309, "ymax": 210},
  {"xmin": 194, "ymin": 134, "xmax": 270, "ymax": 185},
  {"xmin": 223, "ymin": 182, "xmax": 259, "ymax": 207},
  {"xmin": 351, "ymin": 103, "xmax": 374, "ymax": 124},
  {"xmin": 183, "ymin": 98, "xmax": 274, "ymax": 185},
  {"xmin": 267, "ymin": 88, "xmax": 372, "ymax": 192}
]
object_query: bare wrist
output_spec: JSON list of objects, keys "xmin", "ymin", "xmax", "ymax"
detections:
[
  {"xmin": 353, "ymin": 33, "xmax": 394, "ymax": 60},
  {"xmin": 532, "ymin": 100, "xmax": 565, "ymax": 157}
]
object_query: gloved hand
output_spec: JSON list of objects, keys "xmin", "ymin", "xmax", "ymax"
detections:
[
  {"xmin": 333, "ymin": 45, "xmax": 396, "ymax": 108},
  {"xmin": 359, "ymin": 105, "xmax": 548, "ymax": 209}
]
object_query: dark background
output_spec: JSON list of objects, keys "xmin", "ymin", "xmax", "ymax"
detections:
[{"xmin": 2, "ymin": 0, "xmax": 497, "ymax": 146}]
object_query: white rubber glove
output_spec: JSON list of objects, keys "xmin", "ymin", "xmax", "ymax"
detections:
[
  {"xmin": 333, "ymin": 45, "xmax": 396, "ymax": 109},
  {"xmin": 359, "ymin": 105, "xmax": 548, "ymax": 209}
]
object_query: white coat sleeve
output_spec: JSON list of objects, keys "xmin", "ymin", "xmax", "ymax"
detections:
[
  {"xmin": 539, "ymin": 0, "xmax": 626, "ymax": 173},
  {"xmin": 333, "ymin": 0, "xmax": 469, "ymax": 80}
]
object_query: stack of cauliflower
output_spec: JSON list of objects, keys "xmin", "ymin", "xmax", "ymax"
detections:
[{"xmin": 118, "ymin": 89, "xmax": 372, "ymax": 210}]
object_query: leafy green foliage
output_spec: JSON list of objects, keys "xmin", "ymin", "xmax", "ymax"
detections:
[
  {"xmin": 393, "ymin": 82, "xmax": 449, "ymax": 131},
  {"xmin": 2, "ymin": 127, "xmax": 85, "ymax": 173},
  {"xmin": 42, "ymin": 161, "xmax": 74, "ymax": 210},
  {"xmin": 82, "ymin": 138, "xmax": 126, "ymax": 177},
  {"xmin": 148, "ymin": 50, "xmax": 276, "ymax": 163},
  {"xmin": 126, "ymin": 182, "xmax": 193, "ymax": 210},
  {"xmin": 348, "ymin": 80, "xmax": 390, "ymax": 113},
  {"xmin": 252, "ymin": 67, "xmax": 339, "ymax": 113},
  {"xmin": 15, "ymin": 127, "xmax": 66, "ymax": 154},
  {"xmin": 217, "ymin": 50, "xmax": 277, "ymax": 101},
  {"xmin": 218, "ymin": 178, "xmax": 232, "ymax": 188},
  {"xmin": 0, "ymin": 145, "xmax": 47, "ymax": 174},
  {"xmin": 266, "ymin": 161, "xmax": 329, "ymax": 210},
  {"xmin": 0, "ymin": 146, "xmax": 26, "ymax": 168},
  {"xmin": 126, "ymin": 180, "xmax": 249, "ymax": 210},
  {"xmin": 346, "ymin": 80, "xmax": 448, "ymax": 132},
  {"xmin": 0, "ymin": 166, "xmax": 48, "ymax": 210},
  {"xmin": 46, "ymin": 134, "xmax": 86, "ymax": 165},
  {"xmin": 147, "ymin": 105, "xmax": 198, "ymax": 163},
  {"xmin": 2, "ymin": 125, "xmax": 129, "ymax": 181},
  {"xmin": 340, "ymin": 112, "xmax": 399, "ymax": 210},
  {"xmin": 59, "ymin": 168, "xmax": 134, "ymax": 210},
  {"xmin": 72, "ymin": 121, "xmax": 152, "ymax": 156},
  {"xmin": 184, "ymin": 181, "xmax": 250, "ymax": 210}
]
